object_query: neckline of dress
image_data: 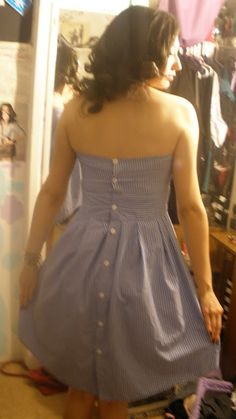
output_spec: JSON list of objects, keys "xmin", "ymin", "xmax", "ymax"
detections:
[{"xmin": 76, "ymin": 152, "xmax": 172, "ymax": 162}]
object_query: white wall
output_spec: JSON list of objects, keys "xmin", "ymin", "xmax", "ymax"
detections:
[{"xmin": 0, "ymin": 42, "xmax": 33, "ymax": 361}]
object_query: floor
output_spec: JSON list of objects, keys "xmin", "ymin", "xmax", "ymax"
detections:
[
  {"xmin": 0, "ymin": 372, "xmax": 165, "ymax": 419},
  {"xmin": 0, "ymin": 373, "xmax": 67, "ymax": 419}
]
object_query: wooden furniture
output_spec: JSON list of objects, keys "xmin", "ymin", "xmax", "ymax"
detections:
[{"xmin": 210, "ymin": 230, "xmax": 236, "ymax": 379}]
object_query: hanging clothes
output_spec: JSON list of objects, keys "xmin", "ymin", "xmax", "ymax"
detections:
[
  {"xmin": 170, "ymin": 55, "xmax": 227, "ymax": 185},
  {"xmin": 168, "ymin": 54, "xmax": 228, "ymax": 224},
  {"xmin": 205, "ymin": 54, "xmax": 236, "ymax": 130},
  {"xmin": 220, "ymin": 69, "xmax": 236, "ymax": 103},
  {"xmin": 210, "ymin": 72, "xmax": 228, "ymax": 149},
  {"xmin": 159, "ymin": 0, "xmax": 225, "ymax": 47},
  {"xmin": 230, "ymin": 63, "xmax": 236, "ymax": 94}
]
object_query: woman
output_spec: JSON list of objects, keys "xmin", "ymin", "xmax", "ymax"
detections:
[
  {"xmin": 48, "ymin": 40, "xmax": 81, "ymax": 247},
  {"xmin": 0, "ymin": 103, "xmax": 25, "ymax": 160},
  {"xmin": 19, "ymin": 6, "xmax": 223, "ymax": 419}
]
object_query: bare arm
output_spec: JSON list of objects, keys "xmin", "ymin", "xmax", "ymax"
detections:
[
  {"xmin": 25, "ymin": 111, "xmax": 76, "ymax": 253},
  {"xmin": 19, "ymin": 108, "xmax": 76, "ymax": 307},
  {"xmin": 172, "ymin": 101, "xmax": 223, "ymax": 342}
]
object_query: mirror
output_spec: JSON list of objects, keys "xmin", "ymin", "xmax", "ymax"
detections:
[{"xmin": 1, "ymin": 1, "xmax": 236, "ymax": 419}]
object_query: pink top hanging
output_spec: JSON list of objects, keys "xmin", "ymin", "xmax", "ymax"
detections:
[{"xmin": 159, "ymin": 0, "xmax": 225, "ymax": 47}]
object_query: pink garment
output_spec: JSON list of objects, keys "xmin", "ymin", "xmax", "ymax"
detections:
[
  {"xmin": 230, "ymin": 66, "xmax": 236, "ymax": 94},
  {"xmin": 159, "ymin": 0, "xmax": 225, "ymax": 47}
]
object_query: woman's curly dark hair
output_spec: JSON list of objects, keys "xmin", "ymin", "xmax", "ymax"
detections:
[
  {"xmin": 0, "ymin": 103, "xmax": 17, "ymax": 122},
  {"xmin": 78, "ymin": 6, "xmax": 179, "ymax": 113}
]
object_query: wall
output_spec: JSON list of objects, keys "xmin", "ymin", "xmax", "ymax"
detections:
[
  {"xmin": 0, "ymin": 5, "xmax": 33, "ymax": 361},
  {"xmin": 0, "ymin": 44, "xmax": 33, "ymax": 359}
]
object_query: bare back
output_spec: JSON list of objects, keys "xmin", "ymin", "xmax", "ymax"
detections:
[
  {"xmin": 65, "ymin": 87, "xmax": 185, "ymax": 159},
  {"xmin": 49, "ymin": 85, "xmax": 199, "ymax": 220}
]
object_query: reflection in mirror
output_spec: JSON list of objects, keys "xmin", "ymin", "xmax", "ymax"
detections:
[
  {"xmin": 47, "ymin": 10, "xmax": 115, "ymax": 250},
  {"xmin": 2, "ymin": 1, "xmax": 236, "ymax": 419}
]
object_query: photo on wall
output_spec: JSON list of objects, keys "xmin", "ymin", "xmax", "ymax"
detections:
[
  {"xmin": 0, "ymin": 42, "xmax": 31, "ymax": 162},
  {"xmin": 59, "ymin": 10, "xmax": 114, "ymax": 78},
  {"xmin": 0, "ymin": 102, "xmax": 26, "ymax": 161}
]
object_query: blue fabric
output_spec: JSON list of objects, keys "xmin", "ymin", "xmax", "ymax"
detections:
[{"xmin": 19, "ymin": 153, "xmax": 220, "ymax": 402}]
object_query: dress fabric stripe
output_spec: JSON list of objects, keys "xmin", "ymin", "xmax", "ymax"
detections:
[{"xmin": 18, "ymin": 153, "xmax": 220, "ymax": 402}]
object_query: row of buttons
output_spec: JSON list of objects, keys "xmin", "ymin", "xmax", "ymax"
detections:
[
  {"xmin": 112, "ymin": 158, "xmax": 118, "ymax": 187},
  {"xmin": 112, "ymin": 157, "xmax": 118, "ymax": 219},
  {"xmin": 96, "ymin": 158, "xmax": 119, "ymax": 356}
]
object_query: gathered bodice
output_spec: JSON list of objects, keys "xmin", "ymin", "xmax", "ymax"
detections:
[{"xmin": 77, "ymin": 153, "xmax": 173, "ymax": 221}]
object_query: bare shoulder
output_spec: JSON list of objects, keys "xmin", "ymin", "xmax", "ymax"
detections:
[
  {"xmin": 62, "ymin": 96, "xmax": 84, "ymax": 124},
  {"xmin": 165, "ymin": 93, "xmax": 198, "ymax": 136},
  {"xmin": 164, "ymin": 92, "xmax": 196, "ymax": 119}
]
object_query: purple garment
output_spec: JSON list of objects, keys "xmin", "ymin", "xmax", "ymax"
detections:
[{"xmin": 159, "ymin": 0, "xmax": 225, "ymax": 47}]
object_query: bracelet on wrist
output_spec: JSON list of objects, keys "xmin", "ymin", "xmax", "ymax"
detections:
[{"xmin": 24, "ymin": 252, "xmax": 42, "ymax": 269}]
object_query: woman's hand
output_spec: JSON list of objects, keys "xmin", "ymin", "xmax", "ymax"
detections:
[
  {"xmin": 198, "ymin": 289, "xmax": 223, "ymax": 343},
  {"xmin": 2, "ymin": 136, "xmax": 14, "ymax": 145},
  {"xmin": 19, "ymin": 265, "xmax": 38, "ymax": 308}
]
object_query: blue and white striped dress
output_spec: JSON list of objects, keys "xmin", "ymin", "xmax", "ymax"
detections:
[{"xmin": 19, "ymin": 153, "xmax": 220, "ymax": 402}]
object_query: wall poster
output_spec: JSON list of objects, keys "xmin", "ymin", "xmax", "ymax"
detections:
[
  {"xmin": 0, "ymin": 41, "xmax": 32, "ymax": 360},
  {"xmin": 59, "ymin": 10, "xmax": 114, "ymax": 78}
]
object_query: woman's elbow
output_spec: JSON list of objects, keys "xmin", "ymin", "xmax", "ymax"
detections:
[{"xmin": 177, "ymin": 200, "xmax": 206, "ymax": 220}]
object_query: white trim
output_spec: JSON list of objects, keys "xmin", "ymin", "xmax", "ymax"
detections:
[
  {"xmin": 26, "ymin": 0, "xmax": 56, "ymax": 229},
  {"xmin": 40, "ymin": 3, "xmax": 59, "ymax": 184}
]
